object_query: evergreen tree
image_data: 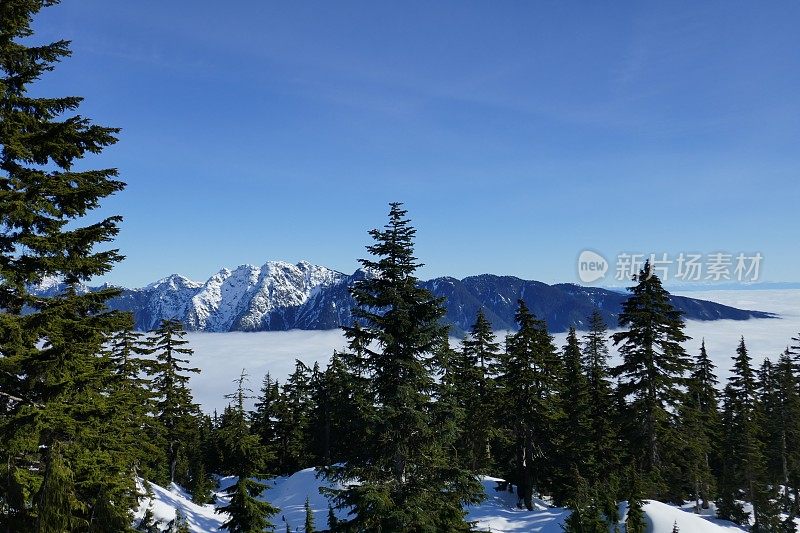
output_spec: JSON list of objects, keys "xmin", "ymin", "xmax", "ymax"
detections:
[
  {"xmin": 450, "ymin": 309, "xmax": 501, "ymax": 474},
  {"xmin": 326, "ymin": 503, "xmax": 338, "ymax": 531},
  {"xmin": 0, "ymin": 1, "xmax": 139, "ymax": 529},
  {"xmin": 677, "ymin": 340, "xmax": 719, "ymax": 511},
  {"xmin": 105, "ymin": 324, "xmax": 165, "ymax": 482},
  {"xmin": 186, "ymin": 413, "xmax": 216, "ymax": 504},
  {"xmin": 789, "ymin": 332, "xmax": 800, "ymax": 384},
  {"xmin": 136, "ymin": 507, "xmax": 161, "ymax": 533},
  {"xmin": 751, "ymin": 483, "xmax": 781, "ymax": 533},
  {"xmin": 147, "ymin": 319, "xmax": 201, "ymax": 484},
  {"xmin": 309, "ymin": 351, "xmax": 371, "ymax": 468},
  {"xmin": 561, "ymin": 469, "xmax": 607, "ymax": 533},
  {"xmin": 216, "ymin": 370, "xmax": 280, "ymax": 532},
  {"xmin": 718, "ymin": 338, "xmax": 766, "ymax": 527},
  {"xmin": 274, "ymin": 360, "xmax": 313, "ymax": 474},
  {"xmin": 758, "ymin": 350, "xmax": 800, "ymax": 513},
  {"xmin": 324, "ymin": 203, "xmax": 482, "ymax": 531},
  {"xmin": 251, "ymin": 372, "xmax": 280, "ymax": 468},
  {"xmin": 611, "ymin": 262, "xmax": 691, "ymax": 494},
  {"xmin": 580, "ymin": 310, "xmax": 618, "ymax": 486},
  {"xmin": 304, "ymin": 496, "xmax": 315, "ymax": 532},
  {"xmin": 168, "ymin": 509, "xmax": 190, "ymax": 533},
  {"xmin": 497, "ymin": 299, "xmax": 561, "ymax": 510},
  {"xmin": 716, "ymin": 385, "xmax": 749, "ymax": 525},
  {"xmin": 556, "ymin": 326, "xmax": 591, "ymax": 504},
  {"xmin": 625, "ymin": 469, "xmax": 646, "ymax": 533}
]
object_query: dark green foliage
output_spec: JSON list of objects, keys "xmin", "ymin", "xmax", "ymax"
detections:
[
  {"xmin": 309, "ymin": 351, "xmax": 371, "ymax": 468},
  {"xmin": 147, "ymin": 319, "xmax": 201, "ymax": 484},
  {"xmin": 251, "ymin": 372, "xmax": 281, "ymax": 467},
  {"xmin": 275, "ymin": 360, "xmax": 313, "ymax": 474},
  {"xmin": 717, "ymin": 338, "xmax": 766, "ymax": 526},
  {"xmin": 555, "ymin": 326, "xmax": 591, "ymax": 505},
  {"xmin": 581, "ymin": 310, "xmax": 619, "ymax": 486},
  {"xmin": 448, "ymin": 309, "xmax": 501, "ymax": 474},
  {"xmin": 729, "ymin": 339, "xmax": 765, "ymax": 500},
  {"xmin": 497, "ymin": 299, "xmax": 561, "ymax": 510},
  {"xmin": 758, "ymin": 350, "xmax": 800, "ymax": 512},
  {"xmin": 186, "ymin": 413, "xmax": 217, "ymax": 504},
  {"xmin": 751, "ymin": 483, "xmax": 782, "ymax": 533},
  {"xmin": 136, "ymin": 507, "xmax": 160, "ymax": 532},
  {"xmin": 676, "ymin": 340, "xmax": 719, "ymax": 511},
  {"xmin": 105, "ymin": 325, "xmax": 165, "ymax": 483},
  {"xmin": 612, "ymin": 262, "xmax": 691, "ymax": 494},
  {"xmin": 219, "ymin": 477, "xmax": 277, "ymax": 533},
  {"xmin": 625, "ymin": 469, "xmax": 646, "ymax": 533},
  {"xmin": 304, "ymin": 496, "xmax": 315, "ymax": 532},
  {"xmin": 327, "ymin": 503, "xmax": 338, "ymax": 531},
  {"xmin": 716, "ymin": 384, "xmax": 749, "ymax": 526},
  {"xmin": 168, "ymin": 509, "xmax": 191, "ymax": 533},
  {"xmin": 324, "ymin": 203, "xmax": 482, "ymax": 532},
  {"xmin": 561, "ymin": 470, "xmax": 608, "ymax": 533},
  {"xmin": 0, "ymin": 1, "xmax": 141, "ymax": 529},
  {"xmin": 216, "ymin": 370, "xmax": 279, "ymax": 532}
]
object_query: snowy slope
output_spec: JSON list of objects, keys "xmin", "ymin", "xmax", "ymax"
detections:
[
  {"xmin": 185, "ymin": 261, "xmax": 345, "ymax": 332},
  {"xmin": 142, "ymin": 275, "xmax": 204, "ymax": 330},
  {"xmin": 136, "ymin": 471, "xmax": 749, "ymax": 532}
]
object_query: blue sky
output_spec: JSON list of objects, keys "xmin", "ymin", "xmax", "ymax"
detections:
[{"xmin": 31, "ymin": 1, "xmax": 800, "ymax": 287}]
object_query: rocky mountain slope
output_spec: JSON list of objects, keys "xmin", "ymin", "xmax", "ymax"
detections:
[{"xmin": 32, "ymin": 260, "xmax": 775, "ymax": 334}]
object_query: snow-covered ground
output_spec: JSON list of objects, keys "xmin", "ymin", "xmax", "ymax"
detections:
[
  {"xmin": 136, "ymin": 470, "xmax": 748, "ymax": 532},
  {"xmin": 184, "ymin": 289, "xmax": 800, "ymax": 413}
]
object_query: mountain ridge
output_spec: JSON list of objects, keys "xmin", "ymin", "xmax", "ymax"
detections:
[{"xmin": 31, "ymin": 260, "xmax": 777, "ymax": 334}]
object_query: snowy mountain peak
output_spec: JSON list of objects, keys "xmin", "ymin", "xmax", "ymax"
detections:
[
  {"xmin": 145, "ymin": 274, "xmax": 202, "ymax": 291},
  {"xmin": 181, "ymin": 260, "xmax": 347, "ymax": 332}
]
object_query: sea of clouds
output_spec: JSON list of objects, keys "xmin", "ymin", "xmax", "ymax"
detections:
[{"xmin": 184, "ymin": 289, "xmax": 800, "ymax": 412}]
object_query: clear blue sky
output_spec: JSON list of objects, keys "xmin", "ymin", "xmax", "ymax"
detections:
[{"xmin": 31, "ymin": 1, "xmax": 800, "ymax": 287}]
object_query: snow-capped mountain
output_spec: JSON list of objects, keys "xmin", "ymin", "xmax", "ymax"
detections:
[
  {"xmin": 185, "ymin": 261, "xmax": 345, "ymax": 332},
  {"xmin": 31, "ymin": 260, "xmax": 776, "ymax": 333},
  {"xmin": 103, "ymin": 261, "xmax": 349, "ymax": 333}
]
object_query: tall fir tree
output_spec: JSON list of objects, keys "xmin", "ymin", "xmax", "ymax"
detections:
[
  {"xmin": 561, "ymin": 469, "xmax": 608, "ymax": 533},
  {"xmin": 304, "ymin": 496, "xmax": 315, "ymax": 533},
  {"xmin": 716, "ymin": 385, "xmax": 748, "ymax": 525},
  {"xmin": 555, "ymin": 326, "xmax": 591, "ymax": 505},
  {"xmin": 251, "ymin": 372, "xmax": 280, "ymax": 469},
  {"xmin": 718, "ymin": 338, "xmax": 766, "ymax": 527},
  {"xmin": 274, "ymin": 360, "xmax": 313, "ymax": 475},
  {"xmin": 0, "ymin": 1, "xmax": 140, "ymax": 529},
  {"xmin": 147, "ymin": 319, "xmax": 201, "ymax": 484},
  {"xmin": 312, "ymin": 351, "xmax": 371, "ymax": 468},
  {"xmin": 758, "ymin": 350, "xmax": 800, "ymax": 515},
  {"xmin": 625, "ymin": 468, "xmax": 646, "ymax": 533},
  {"xmin": 450, "ymin": 309, "xmax": 500, "ymax": 474},
  {"xmin": 496, "ymin": 299, "xmax": 561, "ymax": 510},
  {"xmin": 324, "ymin": 203, "xmax": 482, "ymax": 531},
  {"xmin": 611, "ymin": 262, "xmax": 691, "ymax": 495},
  {"xmin": 580, "ymin": 310, "xmax": 618, "ymax": 486},
  {"xmin": 678, "ymin": 340, "xmax": 719, "ymax": 511},
  {"xmin": 104, "ymin": 324, "xmax": 165, "ymax": 483},
  {"xmin": 216, "ymin": 370, "xmax": 279, "ymax": 532}
]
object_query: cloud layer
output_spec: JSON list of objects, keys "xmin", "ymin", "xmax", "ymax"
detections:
[{"xmin": 185, "ymin": 289, "xmax": 800, "ymax": 412}]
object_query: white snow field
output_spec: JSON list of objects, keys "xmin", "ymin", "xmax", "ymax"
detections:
[
  {"xmin": 184, "ymin": 289, "xmax": 800, "ymax": 413},
  {"xmin": 135, "ymin": 470, "xmax": 748, "ymax": 532}
]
